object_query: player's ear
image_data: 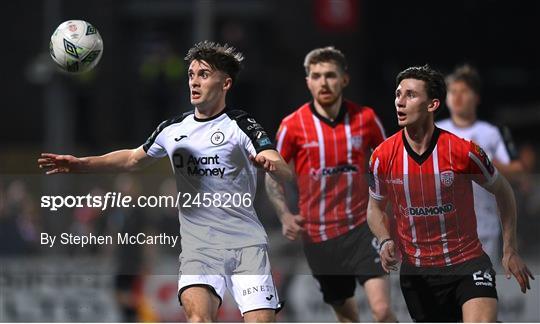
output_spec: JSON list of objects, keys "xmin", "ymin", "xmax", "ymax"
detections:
[
  {"xmin": 427, "ymin": 99, "xmax": 440, "ymax": 113},
  {"xmin": 473, "ymin": 92, "xmax": 481, "ymax": 106},
  {"xmin": 223, "ymin": 77, "xmax": 232, "ymax": 91},
  {"xmin": 342, "ymin": 73, "xmax": 350, "ymax": 87}
]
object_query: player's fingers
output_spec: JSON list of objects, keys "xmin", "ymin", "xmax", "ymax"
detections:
[
  {"xmin": 264, "ymin": 160, "xmax": 271, "ymax": 170},
  {"xmin": 526, "ymin": 267, "xmax": 535, "ymax": 280},
  {"xmin": 512, "ymin": 268, "xmax": 526, "ymax": 293},
  {"xmin": 383, "ymin": 259, "xmax": 396, "ymax": 272},
  {"xmin": 294, "ymin": 215, "xmax": 305, "ymax": 225},
  {"xmin": 41, "ymin": 153, "xmax": 58, "ymax": 158},
  {"xmin": 381, "ymin": 261, "xmax": 390, "ymax": 274},
  {"xmin": 388, "ymin": 245, "xmax": 395, "ymax": 258},
  {"xmin": 519, "ymin": 268, "xmax": 531, "ymax": 290},
  {"xmin": 294, "ymin": 225, "xmax": 306, "ymax": 234},
  {"xmin": 249, "ymin": 156, "xmax": 264, "ymax": 169},
  {"xmin": 286, "ymin": 229, "xmax": 297, "ymax": 241},
  {"xmin": 381, "ymin": 252, "xmax": 393, "ymax": 266},
  {"xmin": 504, "ymin": 265, "xmax": 511, "ymax": 279},
  {"xmin": 46, "ymin": 168, "xmax": 61, "ymax": 175}
]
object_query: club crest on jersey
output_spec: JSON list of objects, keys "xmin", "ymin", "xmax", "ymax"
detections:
[
  {"xmin": 210, "ymin": 131, "xmax": 225, "ymax": 145},
  {"xmin": 351, "ymin": 135, "xmax": 363, "ymax": 150},
  {"xmin": 440, "ymin": 170, "xmax": 454, "ymax": 187}
]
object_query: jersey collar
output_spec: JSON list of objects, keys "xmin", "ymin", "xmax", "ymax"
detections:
[
  {"xmin": 309, "ymin": 101, "xmax": 346, "ymax": 128},
  {"xmin": 402, "ymin": 127, "xmax": 441, "ymax": 165},
  {"xmin": 193, "ymin": 107, "xmax": 228, "ymax": 122}
]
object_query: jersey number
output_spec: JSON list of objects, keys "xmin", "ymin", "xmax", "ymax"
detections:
[{"xmin": 473, "ymin": 270, "xmax": 493, "ymax": 282}]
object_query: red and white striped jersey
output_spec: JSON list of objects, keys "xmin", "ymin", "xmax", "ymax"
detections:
[
  {"xmin": 368, "ymin": 128, "xmax": 498, "ymax": 267},
  {"xmin": 276, "ymin": 100, "xmax": 386, "ymax": 243}
]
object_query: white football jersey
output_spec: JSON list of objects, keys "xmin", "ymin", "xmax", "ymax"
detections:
[
  {"xmin": 143, "ymin": 109, "xmax": 276, "ymax": 249},
  {"xmin": 436, "ymin": 119, "xmax": 513, "ymax": 248}
]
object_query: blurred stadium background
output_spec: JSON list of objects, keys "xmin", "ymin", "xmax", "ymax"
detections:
[{"xmin": 1, "ymin": 0, "xmax": 539, "ymax": 322}]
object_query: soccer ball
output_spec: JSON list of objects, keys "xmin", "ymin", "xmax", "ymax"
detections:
[{"xmin": 49, "ymin": 20, "xmax": 103, "ymax": 73}]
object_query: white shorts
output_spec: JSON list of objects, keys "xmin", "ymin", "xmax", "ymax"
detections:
[{"xmin": 177, "ymin": 244, "xmax": 280, "ymax": 315}]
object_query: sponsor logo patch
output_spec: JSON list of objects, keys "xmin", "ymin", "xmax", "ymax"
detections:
[{"xmin": 399, "ymin": 203, "xmax": 455, "ymax": 217}]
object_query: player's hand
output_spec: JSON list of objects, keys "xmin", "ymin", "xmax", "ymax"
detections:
[
  {"xmin": 249, "ymin": 155, "xmax": 277, "ymax": 172},
  {"xmin": 38, "ymin": 153, "xmax": 83, "ymax": 174},
  {"xmin": 281, "ymin": 213, "xmax": 306, "ymax": 241},
  {"xmin": 380, "ymin": 239, "xmax": 398, "ymax": 273},
  {"xmin": 502, "ymin": 250, "xmax": 535, "ymax": 293}
]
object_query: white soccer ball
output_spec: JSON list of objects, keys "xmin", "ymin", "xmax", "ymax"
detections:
[{"xmin": 49, "ymin": 20, "xmax": 103, "ymax": 73}]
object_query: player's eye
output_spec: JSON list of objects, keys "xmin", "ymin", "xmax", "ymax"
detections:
[
  {"xmin": 325, "ymin": 72, "xmax": 337, "ymax": 79},
  {"xmin": 311, "ymin": 73, "xmax": 320, "ymax": 80}
]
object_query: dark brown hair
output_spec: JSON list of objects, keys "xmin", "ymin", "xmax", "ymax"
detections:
[
  {"xmin": 396, "ymin": 64, "xmax": 446, "ymax": 102},
  {"xmin": 185, "ymin": 41, "xmax": 244, "ymax": 83}
]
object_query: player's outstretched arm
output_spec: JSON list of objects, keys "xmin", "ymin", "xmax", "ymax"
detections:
[
  {"xmin": 367, "ymin": 196, "xmax": 397, "ymax": 273},
  {"xmin": 265, "ymin": 173, "xmax": 305, "ymax": 241},
  {"xmin": 38, "ymin": 146, "xmax": 155, "ymax": 174},
  {"xmin": 250, "ymin": 149, "xmax": 294, "ymax": 183},
  {"xmin": 484, "ymin": 174, "xmax": 535, "ymax": 293}
]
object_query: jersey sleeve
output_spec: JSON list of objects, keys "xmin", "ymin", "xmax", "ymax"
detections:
[
  {"xmin": 230, "ymin": 110, "xmax": 275, "ymax": 156},
  {"xmin": 142, "ymin": 119, "xmax": 170, "ymax": 158},
  {"xmin": 467, "ymin": 141, "xmax": 499, "ymax": 186},
  {"xmin": 368, "ymin": 147, "xmax": 387, "ymax": 200},
  {"xmin": 367, "ymin": 109, "xmax": 386, "ymax": 149},
  {"xmin": 275, "ymin": 119, "xmax": 299, "ymax": 163},
  {"xmin": 493, "ymin": 125, "xmax": 517, "ymax": 164}
]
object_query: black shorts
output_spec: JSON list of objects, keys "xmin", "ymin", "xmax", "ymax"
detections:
[
  {"xmin": 303, "ymin": 224, "xmax": 386, "ymax": 305},
  {"xmin": 400, "ymin": 254, "xmax": 498, "ymax": 322}
]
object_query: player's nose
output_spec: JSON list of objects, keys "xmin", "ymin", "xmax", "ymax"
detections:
[
  {"xmin": 190, "ymin": 78, "xmax": 200, "ymax": 87},
  {"xmin": 395, "ymin": 97, "xmax": 406, "ymax": 108}
]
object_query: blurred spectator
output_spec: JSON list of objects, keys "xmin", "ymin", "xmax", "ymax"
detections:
[
  {"xmin": 0, "ymin": 180, "xmax": 41, "ymax": 255},
  {"xmin": 513, "ymin": 144, "xmax": 540, "ymax": 256},
  {"xmin": 106, "ymin": 174, "xmax": 152, "ymax": 322},
  {"xmin": 437, "ymin": 64, "xmax": 532, "ymax": 268}
]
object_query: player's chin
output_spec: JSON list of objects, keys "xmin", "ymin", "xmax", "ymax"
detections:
[
  {"xmin": 190, "ymin": 96, "xmax": 203, "ymax": 105},
  {"xmin": 317, "ymin": 95, "xmax": 337, "ymax": 106}
]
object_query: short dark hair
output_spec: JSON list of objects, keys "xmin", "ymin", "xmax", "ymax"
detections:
[
  {"xmin": 446, "ymin": 64, "xmax": 482, "ymax": 95},
  {"xmin": 304, "ymin": 46, "xmax": 348, "ymax": 75},
  {"xmin": 185, "ymin": 41, "xmax": 244, "ymax": 83},
  {"xmin": 396, "ymin": 64, "xmax": 446, "ymax": 102}
]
